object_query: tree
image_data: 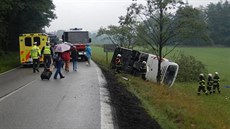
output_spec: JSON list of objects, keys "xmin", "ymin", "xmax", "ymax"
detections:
[
  {"xmin": 0, "ymin": 0, "xmax": 13, "ymax": 52},
  {"xmin": 97, "ymin": 24, "xmax": 137, "ymax": 49},
  {"xmin": 206, "ymin": 1, "xmax": 230, "ymax": 46},
  {"xmin": 174, "ymin": 5, "xmax": 212, "ymax": 46},
  {"xmin": 0, "ymin": 0, "xmax": 56, "ymax": 52},
  {"xmin": 125, "ymin": 0, "xmax": 185, "ymax": 84}
]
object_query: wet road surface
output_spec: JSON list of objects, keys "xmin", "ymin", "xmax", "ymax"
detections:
[{"xmin": 0, "ymin": 61, "xmax": 114, "ymax": 129}]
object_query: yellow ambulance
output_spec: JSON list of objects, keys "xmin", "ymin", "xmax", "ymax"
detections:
[{"xmin": 19, "ymin": 33, "xmax": 48, "ymax": 65}]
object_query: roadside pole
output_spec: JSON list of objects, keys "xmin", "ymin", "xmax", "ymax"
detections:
[{"xmin": 103, "ymin": 44, "xmax": 116, "ymax": 64}]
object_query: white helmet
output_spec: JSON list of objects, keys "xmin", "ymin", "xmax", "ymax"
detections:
[
  {"xmin": 208, "ymin": 73, "xmax": 212, "ymax": 77},
  {"xmin": 117, "ymin": 54, "xmax": 121, "ymax": 57},
  {"xmin": 142, "ymin": 61, "xmax": 146, "ymax": 64},
  {"xmin": 200, "ymin": 73, "xmax": 204, "ymax": 76},
  {"xmin": 215, "ymin": 72, "xmax": 218, "ymax": 75}
]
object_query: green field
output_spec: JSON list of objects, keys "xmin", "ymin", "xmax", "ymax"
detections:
[
  {"xmin": 92, "ymin": 46, "xmax": 230, "ymax": 129},
  {"xmin": 172, "ymin": 47, "xmax": 230, "ymax": 84}
]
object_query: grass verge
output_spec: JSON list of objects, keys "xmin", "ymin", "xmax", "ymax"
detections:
[
  {"xmin": 0, "ymin": 52, "xmax": 20, "ymax": 73},
  {"xmin": 92, "ymin": 45, "xmax": 230, "ymax": 129}
]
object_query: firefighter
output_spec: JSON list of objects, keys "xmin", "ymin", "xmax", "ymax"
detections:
[
  {"xmin": 213, "ymin": 72, "xmax": 221, "ymax": 94},
  {"xmin": 41, "ymin": 41, "xmax": 53, "ymax": 69},
  {"xmin": 207, "ymin": 73, "xmax": 213, "ymax": 94},
  {"xmin": 115, "ymin": 54, "xmax": 122, "ymax": 73},
  {"xmin": 140, "ymin": 61, "xmax": 147, "ymax": 80},
  {"xmin": 197, "ymin": 73, "xmax": 208, "ymax": 95},
  {"xmin": 30, "ymin": 42, "xmax": 41, "ymax": 73}
]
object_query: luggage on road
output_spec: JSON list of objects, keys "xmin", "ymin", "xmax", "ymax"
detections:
[{"xmin": 41, "ymin": 69, "xmax": 52, "ymax": 80}]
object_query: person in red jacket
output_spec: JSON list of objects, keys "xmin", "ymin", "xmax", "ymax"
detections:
[{"xmin": 61, "ymin": 50, "xmax": 71, "ymax": 72}]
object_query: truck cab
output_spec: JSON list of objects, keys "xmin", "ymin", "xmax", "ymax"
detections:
[{"xmin": 62, "ymin": 28, "xmax": 91, "ymax": 60}]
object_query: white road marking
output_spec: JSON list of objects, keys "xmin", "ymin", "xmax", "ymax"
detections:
[
  {"xmin": 0, "ymin": 80, "xmax": 36, "ymax": 102},
  {"xmin": 0, "ymin": 67, "xmax": 20, "ymax": 76},
  {"xmin": 96, "ymin": 66, "xmax": 115, "ymax": 129}
]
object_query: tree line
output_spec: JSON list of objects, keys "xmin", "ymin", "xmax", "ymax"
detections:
[
  {"xmin": 0, "ymin": 0, "xmax": 56, "ymax": 53},
  {"xmin": 97, "ymin": 0, "xmax": 230, "ymax": 48}
]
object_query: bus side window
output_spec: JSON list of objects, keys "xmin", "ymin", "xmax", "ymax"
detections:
[
  {"xmin": 34, "ymin": 37, "xmax": 41, "ymax": 46},
  {"xmin": 25, "ymin": 37, "xmax": 32, "ymax": 46}
]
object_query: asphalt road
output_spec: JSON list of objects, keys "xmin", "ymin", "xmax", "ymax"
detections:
[{"xmin": 0, "ymin": 61, "xmax": 114, "ymax": 129}]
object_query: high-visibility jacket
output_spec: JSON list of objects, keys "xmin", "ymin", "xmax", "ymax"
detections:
[
  {"xmin": 207, "ymin": 76, "xmax": 213, "ymax": 87},
  {"xmin": 213, "ymin": 75, "xmax": 220, "ymax": 86},
  {"xmin": 43, "ymin": 46, "xmax": 51, "ymax": 55},
  {"xmin": 199, "ymin": 76, "xmax": 205, "ymax": 87},
  {"xmin": 31, "ymin": 46, "xmax": 40, "ymax": 59},
  {"xmin": 199, "ymin": 80, "xmax": 205, "ymax": 87}
]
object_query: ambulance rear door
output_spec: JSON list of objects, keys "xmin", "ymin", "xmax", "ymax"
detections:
[{"xmin": 19, "ymin": 35, "xmax": 33, "ymax": 64}]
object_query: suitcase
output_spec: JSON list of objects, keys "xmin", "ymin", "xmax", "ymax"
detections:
[{"xmin": 41, "ymin": 69, "xmax": 52, "ymax": 80}]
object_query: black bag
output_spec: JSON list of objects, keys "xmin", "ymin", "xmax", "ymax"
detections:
[{"xmin": 41, "ymin": 69, "xmax": 52, "ymax": 80}]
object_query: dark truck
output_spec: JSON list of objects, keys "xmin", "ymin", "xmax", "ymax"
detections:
[
  {"xmin": 47, "ymin": 33, "xmax": 59, "ymax": 46},
  {"xmin": 62, "ymin": 28, "xmax": 91, "ymax": 60}
]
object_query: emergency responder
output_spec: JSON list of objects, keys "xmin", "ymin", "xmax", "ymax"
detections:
[
  {"xmin": 207, "ymin": 73, "xmax": 213, "ymax": 94},
  {"xmin": 30, "ymin": 42, "xmax": 41, "ymax": 73},
  {"xmin": 41, "ymin": 41, "xmax": 53, "ymax": 69},
  {"xmin": 115, "ymin": 54, "xmax": 122, "ymax": 73},
  {"xmin": 197, "ymin": 73, "xmax": 208, "ymax": 95},
  {"xmin": 213, "ymin": 72, "xmax": 221, "ymax": 94},
  {"xmin": 140, "ymin": 61, "xmax": 147, "ymax": 80}
]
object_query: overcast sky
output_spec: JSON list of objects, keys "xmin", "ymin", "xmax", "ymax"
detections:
[{"xmin": 45, "ymin": 0, "xmax": 220, "ymax": 32}]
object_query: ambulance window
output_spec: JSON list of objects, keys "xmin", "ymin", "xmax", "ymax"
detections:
[
  {"xmin": 34, "ymin": 37, "xmax": 41, "ymax": 46},
  {"xmin": 25, "ymin": 37, "xmax": 32, "ymax": 46}
]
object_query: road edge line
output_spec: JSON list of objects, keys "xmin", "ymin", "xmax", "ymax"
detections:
[
  {"xmin": 95, "ymin": 66, "xmax": 115, "ymax": 129},
  {"xmin": 0, "ymin": 80, "xmax": 36, "ymax": 102},
  {"xmin": 0, "ymin": 66, "xmax": 21, "ymax": 76}
]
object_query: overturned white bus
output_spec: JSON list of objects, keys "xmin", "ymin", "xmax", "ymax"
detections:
[{"xmin": 111, "ymin": 47, "xmax": 179, "ymax": 87}]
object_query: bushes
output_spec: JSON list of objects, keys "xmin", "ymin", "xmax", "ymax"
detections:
[{"xmin": 173, "ymin": 52, "xmax": 207, "ymax": 82}]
